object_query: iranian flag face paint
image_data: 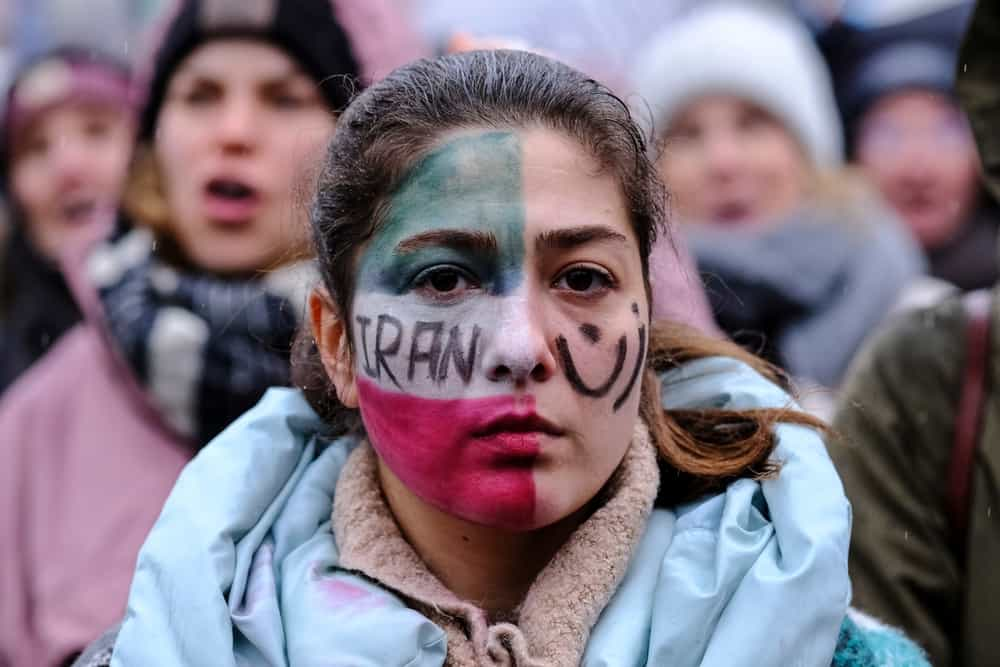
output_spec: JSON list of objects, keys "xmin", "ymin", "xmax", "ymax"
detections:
[{"xmin": 351, "ymin": 128, "xmax": 649, "ymax": 531}]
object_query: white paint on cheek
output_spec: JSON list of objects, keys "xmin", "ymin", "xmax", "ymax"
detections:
[
  {"xmin": 351, "ymin": 291, "xmax": 505, "ymax": 400},
  {"xmin": 350, "ymin": 290, "xmax": 648, "ymax": 410}
]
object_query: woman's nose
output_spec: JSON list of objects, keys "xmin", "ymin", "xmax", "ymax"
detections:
[
  {"xmin": 216, "ymin": 97, "xmax": 258, "ymax": 153},
  {"xmin": 481, "ymin": 295, "xmax": 557, "ymax": 386},
  {"xmin": 46, "ymin": 134, "xmax": 91, "ymax": 188},
  {"xmin": 703, "ymin": 131, "xmax": 744, "ymax": 179}
]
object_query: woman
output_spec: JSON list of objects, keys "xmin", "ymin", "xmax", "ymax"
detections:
[
  {"xmin": 0, "ymin": 47, "xmax": 133, "ymax": 391},
  {"xmin": 77, "ymin": 50, "xmax": 926, "ymax": 666},
  {"xmin": 636, "ymin": 3, "xmax": 927, "ymax": 400},
  {"xmin": 0, "ymin": 1, "xmax": 424, "ymax": 664},
  {"xmin": 822, "ymin": 1, "xmax": 997, "ymax": 291}
]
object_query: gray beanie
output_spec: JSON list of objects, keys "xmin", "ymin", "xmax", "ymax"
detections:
[{"xmin": 634, "ymin": 2, "xmax": 844, "ymax": 167}]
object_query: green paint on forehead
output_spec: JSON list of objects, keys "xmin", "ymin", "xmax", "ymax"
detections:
[{"xmin": 357, "ymin": 131, "xmax": 526, "ymax": 295}]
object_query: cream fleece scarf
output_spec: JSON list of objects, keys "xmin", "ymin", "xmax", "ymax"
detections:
[{"xmin": 332, "ymin": 422, "xmax": 660, "ymax": 667}]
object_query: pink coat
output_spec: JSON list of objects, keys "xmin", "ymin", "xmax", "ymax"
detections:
[{"xmin": 0, "ymin": 242, "xmax": 191, "ymax": 667}]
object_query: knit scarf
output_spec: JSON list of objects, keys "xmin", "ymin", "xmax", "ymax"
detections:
[{"xmin": 90, "ymin": 229, "xmax": 311, "ymax": 444}]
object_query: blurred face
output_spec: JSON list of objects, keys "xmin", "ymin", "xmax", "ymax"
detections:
[
  {"xmin": 10, "ymin": 103, "xmax": 132, "ymax": 261},
  {"xmin": 856, "ymin": 90, "xmax": 980, "ymax": 249},
  {"xmin": 322, "ymin": 128, "xmax": 648, "ymax": 532},
  {"xmin": 657, "ymin": 95, "xmax": 809, "ymax": 226},
  {"xmin": 155, "ymin": 39, "xmax": 336, "ymax": 274}
]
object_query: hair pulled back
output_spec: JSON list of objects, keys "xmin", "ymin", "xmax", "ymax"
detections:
[{"xmin": 296, "ymin": 49, "xmax": 823, "ymax": 506}]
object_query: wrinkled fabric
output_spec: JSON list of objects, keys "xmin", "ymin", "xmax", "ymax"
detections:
[
  {"xmin": 92, "ymin": 229, "xmax": 304, "ymax": 442},
  {"xmin": 689, "ymin": 205, "xmax": 924, "ymax": 388},
  {"xmin": 0, "ymin": 325, "xmax": 190, "ymax": 667},
  {"xmin": 111, "ymin": 357, "xmax": 856, "ymax": 666},
  {"xmin": 0, "ymin": 228, "xmax": 310, "ymax": 667}
]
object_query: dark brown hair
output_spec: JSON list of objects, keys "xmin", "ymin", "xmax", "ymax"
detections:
[{"xmin": 295, "ymin": 49, "xmax": 823, "ymax": 505}]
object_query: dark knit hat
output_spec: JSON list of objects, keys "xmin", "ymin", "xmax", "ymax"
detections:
[
  {"xmin": 819, "ymin": 2, "xmax": 974, "ymax": 151},
  {"xmin": 139, "ymin": 0, "xmax": 361, "ymax": 139}
]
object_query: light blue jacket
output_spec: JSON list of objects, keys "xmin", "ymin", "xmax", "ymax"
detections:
[{"xmin": 109, "ymin": 357, "xmax": 927, "ymax": 666}]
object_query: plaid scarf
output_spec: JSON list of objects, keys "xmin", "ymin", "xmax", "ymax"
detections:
[{"xmin": 91, "ymin": 230, "xmax": 311, "ymax": 445}]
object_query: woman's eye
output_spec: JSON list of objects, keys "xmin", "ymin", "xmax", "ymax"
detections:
[
  {"xmin": 83, "ymin": 119, "xmax": 111, "ymax": 140},
  {"xmin": 667, "ymin": 122, "xmax": 701, "ymax": 145},
  {"xmin": 184, "ymin": 84, "xmax": 219, "ymax": 106},
  {"xmin": 412, "ymin": 266, "xmax": 478, "ymax": 298},
  {"xmin": 554, "ymin": 267, "xmax": 614, "ymax": 295},
  {"xmin": 21, "ymin": 135, "xmax": 49, "ymax": 158},
  {"xmin": 738, "ymin": 107, "xmax": 776, "ymax": 133},
  {"xmin": 269, "ymin": 91, "xmax": 308, "ymax": 110}
]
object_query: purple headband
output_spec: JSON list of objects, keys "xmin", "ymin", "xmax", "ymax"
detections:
[{"xmin": 5, "ymin": 55, "xmax": 133, "ymax": 149}]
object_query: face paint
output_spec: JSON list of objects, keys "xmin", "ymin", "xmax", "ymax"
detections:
[
  {"xmin": 579, "ymin": 323, "xmax": 602, "ymax": 344},
  {"xmin": 352, "ymin": 131, "xmax": 541, "ymax": 528},
  {"xmin": 358, "ymin": 377, "xmax": 538, "ymax": 529},
  {"xmin": 357, "ymin": 131, "xmax": 526, "ymax": 297},
  {"xmin": 349, "ymin": 128, "xmax": 648, "ymax": 532}
]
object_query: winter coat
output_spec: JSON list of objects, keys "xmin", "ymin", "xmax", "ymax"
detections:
[
  {"xmin": 687, "ymin": 196, "xmax": 924, "ymax": 389},
  {"xmin": 0, "ymin": 275, "xmax": 189, "ymax": 665},
  {"xmin": 828, "ymin": 3, "xmax": 1000, "ymax": 665},
  {"xmin": 830, "ymin": 288, "xmax": 1000, "ymax": 667},
  {"xmin": 0, "ymin": 231, "xmax": 306, "ymax": 667},
  {"xmin": 74, "ymin": 357, "xmax": 926, "ymax": 666}
]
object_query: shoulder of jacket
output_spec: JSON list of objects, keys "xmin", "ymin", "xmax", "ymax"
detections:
[{"xmin": 852, "ymin": 292, "xmax": 967, "ymax": 382}]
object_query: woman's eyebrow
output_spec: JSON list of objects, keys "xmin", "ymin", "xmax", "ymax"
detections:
[
  {"xmin": 394, "ymin": 229, "xmax": 499, "ymax": 255},
  {"xmin": 534, "ymin": 225, "xmax": 628, "ymax": 253}
]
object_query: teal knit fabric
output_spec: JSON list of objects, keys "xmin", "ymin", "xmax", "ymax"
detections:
[{"xmin": 833, "ymin": 611, "xmax": 930, "ymax": 666}]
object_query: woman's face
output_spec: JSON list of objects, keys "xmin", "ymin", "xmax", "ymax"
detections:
[
  {"xmin": 10, "ymin": 102, "xmax": 132, "ymax": 261},
  {"xmin": 154, "ymin": 39, "xmax": 336, "ymax": 274},
  {"xmin": 856, "ymin": 90, "xmax": 980, "ymax": 250},
  {"xmin": 657, "ymin": 95, "xmax": 809, "ymax": 226},
  {"xmin": 326, "ymin": 128, "xmax": 648, "ymax": 532}
]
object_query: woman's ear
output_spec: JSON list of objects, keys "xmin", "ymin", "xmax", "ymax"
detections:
[{"xmin": 309, "ymin": 288, "xmax": 359, "ymax": 408}]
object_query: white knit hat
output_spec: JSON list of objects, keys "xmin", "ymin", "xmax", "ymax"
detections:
[{"xmin": 633, "ymin": 2, "xmax": 844, "ymax": 167}]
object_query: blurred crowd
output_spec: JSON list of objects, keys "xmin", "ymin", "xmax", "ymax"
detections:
[{"xmin": 0, "ymin": 0, "xmax": 997, "ymax": 665}]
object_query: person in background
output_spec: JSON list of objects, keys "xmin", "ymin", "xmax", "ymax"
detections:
[
  {"xmin": 822, "ymin": 1, "xmax": 996, "ymax": 291},
  {"xmin": 829, "ymin": 1, "xmax": 1000, "ymax": 665},
  {"xmin": 0, "ymin": 48, "xmax": 133, "ymax": 392},
  {"xmin": 0, "ymin": 1, "xmax": 424, "ymax": 665},
  {"xmin": 75, "ymin": 48, "xmax": 925, "ymax": 667},
  {"xmin": 634, "ymin": 2, "xmax": 925, "ymax": 408}
]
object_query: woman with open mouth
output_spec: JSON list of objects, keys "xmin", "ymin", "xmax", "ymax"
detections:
[
  {"xmin": 0, "ymin": 1, "xmax": 423, "ymax": 665},
  {"xmin": 0, "ymin": 47, "xmax": 134, "ymax": 392},
  {"xmin": 75, "ymin": 49, "xmax": 927, "ymax": 666}
]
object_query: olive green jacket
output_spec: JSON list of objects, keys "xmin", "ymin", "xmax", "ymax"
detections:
[
  {"xmin": 831, "ymin": 290, "xmax": 1000, "ymax": 667},
  {"xmin": 832, "ymin": 5, "xmax": 1000, "ymax": 665}
]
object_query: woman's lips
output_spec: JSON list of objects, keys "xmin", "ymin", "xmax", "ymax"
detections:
[
  {"xmin": 470, "ymin": 413, "xmax": 563, "ymax": 460},
  {"xmin": 711, "ymin": 200, "xmax": 754, "ymax": 224},
  {"xmin": 203, "ymin": 178, "xmax": 261, "ymax": 225}
]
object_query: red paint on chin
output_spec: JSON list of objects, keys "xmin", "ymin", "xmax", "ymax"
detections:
[{"xmin": 356, "ymin": 377, "xmax": 539, "ymax": 530}]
